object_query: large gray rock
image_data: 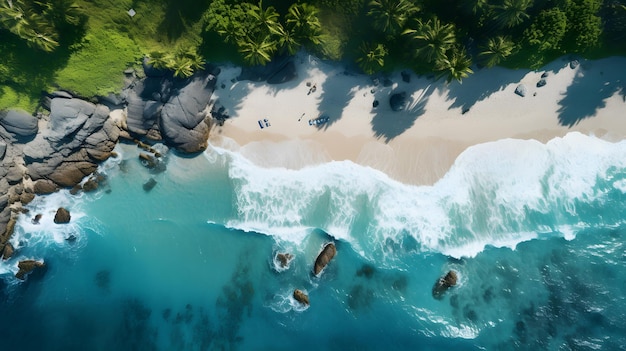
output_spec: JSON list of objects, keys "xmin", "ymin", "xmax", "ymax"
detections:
[
  {"xmin": 389, "ymin": 92, "xmax": 407, "ymax": 111},
  {"xmin": 47, "ymin": 98, "xmax": 95, "ymax": 141},
  {"xmin": 23, "ymin": 98, "xmax": 118, "ymax": 189},
  {"xmin": 0, "ymin": 142, "xmax": 6, "ymax": 160},
  {"xmin": 0, "ymin": 110, "xmax": 38, "ymax": 136},
  {"xmin": 515, "ymin": 84, "xmax": 527, "ymax": 97},
  {"xmin": 160, "ymin": 72, "xmax": 217, "ymax": 152}
]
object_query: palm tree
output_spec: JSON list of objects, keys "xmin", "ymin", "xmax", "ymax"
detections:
[
  {"xmin": 248, "ymin": 0, "xmax": 280, "ymax": 36},
  {"xmin": 270, "ymin": 23, "xmax": 301, "ymax": 55},
  {"xmin": 147, "ymin": 51, "xmax": 172, "ymax": 70},
  {"xmin": 494, "ymin": 0, "xmax": 533, "ymax": 28},
  {"xmin": 404, "ymin": 17, "xmax": 456, "ymax": 64},
  {"xmin": 479, "ymin": 36, "xmax": 515, "ymax": 67},
  {"xmin": 356, "ymin": 42, "xmax": 388, "ymax": 74},
  {"xmin": 367, "ymin": 0, "xmax": 418, "ymax": 37},
  {"xmin": 461, "ymin": 0, "xmax": 489, "ymax": 15},
  {"xmin": 0, "ymin": 1, "xmax": 29, "ymax": 36},
  {"xmin": 238, "ymin": 35, "xmax": 276, "ymax": 65},
  {"xmin": 436, "ymin": 47, "xmax": 473, "ymax": 83},
  {"xmin": 286, "ymin": 3, "xmax": 322, "ymax": 46}
]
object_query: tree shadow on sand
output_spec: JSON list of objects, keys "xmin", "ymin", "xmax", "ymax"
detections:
[
  {"xmin": 313, "ymin": 70, "xmax": 369, "ymax": 130},
  {"xmin": 370, "ymin": 85, "xmax": 431, "ymax": 143},
  {"xmin": 557, "ymin": 59, "xmax": 626, "ymax": 127},
  {"xmin": 446, "ymin": 65, "xmax": 529, "ymax": 113}
]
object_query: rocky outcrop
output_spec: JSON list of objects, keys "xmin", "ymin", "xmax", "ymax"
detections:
[
  {"xmin": 54, "ymin": 207, "xmax": 71, "ymax": 224},
  {"xmin": 160, "ymin": 73, "xmax": 217, "ymax": 153},
  {"xmin": 123, "ymin": 67, "xmax": 220, "ymax": 153},
  {"xmin": 16, "ymin": 259, "xmax": 45, "ymax": 280},
  {"xmin": 276, "ymin": 252, "xmax": 293, "ymax": 268},
  {"xmin": 432, "ymin": 270, "xmax": 458, "ymax": 299},
  {"xmin": 293, "ymin": 289, "xmax": 309, "ymax": 305},
  {"xmin": 24, "ymin": 98, "xmax": 119, "ymax": 189},
  {"xmin": 0, "ymin": 110, "xmax": 38, "ymax": 137},
  {"xmin": 313, "ymin": 242, "xmax": 336, "ymax": 276},
  {"xmin": 2, "ymin": 242, "xmax": 14, "ymax": 260}
]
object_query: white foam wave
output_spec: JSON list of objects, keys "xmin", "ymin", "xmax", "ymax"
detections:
[
  {"xmin": 268, "ymin": 289, "xmax": 310, "ymax": 313},
  {"xmin": 8, "ymin": 190, "xmax": 92, "ymax": 259},
  {"xmin": 211, "ymin": 132, "xmax": 626, "ymax": 259}
]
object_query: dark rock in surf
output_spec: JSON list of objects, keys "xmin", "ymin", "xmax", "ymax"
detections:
[
  {"xmin": 515, "ymin": 84, "xmax": 527, "ymax": 97},
  {"xmin": 32, "ymin": 213, "xmax": 42, "ymax": 224},
  {"xmin": 536, "ymin": 79, "xmax": 547, "ymax": 88},
  {"xmin": 16, "ymin": 259, "xmax": 45, "ymax": 280},
  {"xmin": 432, "ymin": 270, "xmax": 458, "ymax": 299},
  {"xmin": 139, "ymin": 153, "xmax": 157, "ymax": 169},
  {"xmin": 1, "ymin": 242, "xmax": 14, "ymax": 260},
  {"xmin": 276, "ymin": 252, "xmax": 293, "ymax": 268},
  {"xmin": 293, "ymin": 289, "xmax": 309, "ymax": 306},
  {"xmin": 313, "ymin": 242, "xmax": 336, "ymax": 276},
  {"xmin": 54, "ymin": 207, "xmax": 71, "ymax": 224}
]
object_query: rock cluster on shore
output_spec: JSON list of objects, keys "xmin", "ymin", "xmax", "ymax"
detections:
[{"xmin": 0, "ymin": 61, "xmax": 222, "ymax": 280}]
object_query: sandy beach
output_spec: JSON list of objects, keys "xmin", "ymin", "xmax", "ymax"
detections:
[{"xmin": 209, "ymin": 53, "xmax": 626, "ymax": 185}]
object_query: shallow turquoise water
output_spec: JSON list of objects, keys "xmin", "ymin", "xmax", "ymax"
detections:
[{"xmin": 2, "ymin": 132, "xmax": 626, "ymax": 350}]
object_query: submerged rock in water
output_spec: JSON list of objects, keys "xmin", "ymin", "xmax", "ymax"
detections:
[
  {"xmin": 16, "ymin": 259, "xmax": 45, "ymax": 280},
  {"xmin": 143, "ymin": 178, "xmax": 157, "ymax": 192},
  {"xmin": 54, "ymin": 207, "xmax": 71, "ymax": 224},
  {"xmin": 293, "ymin": 289, "xmax": 309, "ymax": 306},
  {"xmin": 32, "ymin": 213, "xmax": 42, "ymax": 224},
  {"xmin": 432, "ymin": 270, "xmax": 458, "ymax": 299},
  {"xmin": 313, "ymin": 242, "xmax": 336, "ymax": 276},
  {"xmin": 276, "ymin": 252, "xmax": 293, "ymax": 268}
]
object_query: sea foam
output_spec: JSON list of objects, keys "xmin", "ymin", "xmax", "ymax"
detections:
[{"xmin": 213, "ymin": 132, "xmax": 626, "ymax": 260}]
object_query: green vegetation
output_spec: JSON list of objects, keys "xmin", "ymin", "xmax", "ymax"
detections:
[{"xmin": 1, "ymin": 0, "xmax": 625, "ymax": 112}]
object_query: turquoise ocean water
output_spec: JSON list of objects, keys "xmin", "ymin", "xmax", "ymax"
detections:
[{"xmin": 1, "ymin": 132, "xmax": 626, "ymax": 350}]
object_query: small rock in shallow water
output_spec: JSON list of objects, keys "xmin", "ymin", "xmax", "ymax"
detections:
[
  {"xmin": 143, "ymin": 178, "xmax": 157, "ymax": 192},
  {"xmin": 276, "ymin": 252, "xmax": 293, "ymax": 268},
  {"xmin": 432, "ymin": 270, "xmax": 458, "ymax": 299},
  {"xmin": 293, "ymin": 289, "xmax": 309, "ymax": 305}
]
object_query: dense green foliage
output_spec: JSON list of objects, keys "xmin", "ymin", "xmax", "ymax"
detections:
[{"xmin": 1, "ymin": 0, "xmax": 625, "ymax": 112}]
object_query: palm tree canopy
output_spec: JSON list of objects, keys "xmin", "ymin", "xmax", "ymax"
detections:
[
  {"xmin": 436, "ymin": 47, "xmax": 473, "ymax": 83},
  {"xmin": 405, "ymin": 17, "xmax": 456, "ymax": 63},
  {"xmin": 479, "ymin": 36, "xmax": 515, "ymax": 67},
  {"xmin": 367, "ymin": 0, "xmax": 418, "ymax": 36},
  {"xmin": 494, "ymin": 0, "xmax": 533, "ymax": 28}
]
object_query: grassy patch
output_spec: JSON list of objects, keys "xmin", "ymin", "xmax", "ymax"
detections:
[
  {"xmin": 0, "ymin": 85, "xmax": 39, "ymax": 112},
  {"xmin": 55, "ymin": 30, "xmax": 141, "ymax": 97}
]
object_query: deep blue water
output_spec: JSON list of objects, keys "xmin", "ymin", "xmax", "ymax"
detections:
[{"xmin": 1, "ymin": 132, "xmax": 626, "ymax": 350}]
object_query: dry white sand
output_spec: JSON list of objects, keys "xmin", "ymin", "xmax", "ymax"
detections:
[{"xmin": 208, "ymin": 53, "xmax": 626, "ymax": 185}]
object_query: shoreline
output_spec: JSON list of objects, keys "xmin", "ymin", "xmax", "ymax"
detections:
[{"xmin": 209, "ymin": 54, "xmax": 626, "ymax": 185}]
